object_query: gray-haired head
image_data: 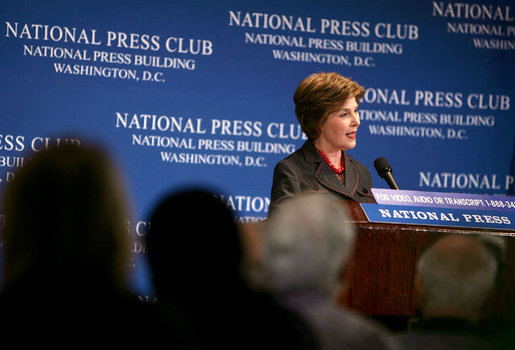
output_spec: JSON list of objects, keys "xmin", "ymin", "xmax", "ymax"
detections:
[
  {"xmin": 417, "ymin": 234, "xmax": 498, "ymax": 320},
  {"xmin": 261, "ymin": 193, "xmax": 355, "ymax": 296}
]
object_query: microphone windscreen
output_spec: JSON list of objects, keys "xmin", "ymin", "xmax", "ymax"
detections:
[{"xmin": 374, "ymin": 157, "xmax": 391, "ymax": 177}]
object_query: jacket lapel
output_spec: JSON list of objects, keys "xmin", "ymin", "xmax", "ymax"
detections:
[
  {"xmin": 302, "ymin": 140, "xmax": 357, "ymax": 198},
  {"xmin": 341, "ymin": 152, "xmax": 359, "ymax": 195}
]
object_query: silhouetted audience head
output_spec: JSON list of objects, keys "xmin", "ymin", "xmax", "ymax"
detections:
[
  {"xmin": 1, "ymin": 141, "xmax": 131, "ymax": 290},
  {"xmin": 0, "ymin": 141, "xmax": 178, "ymax": 347},
  {"xmin": 146, "ymin": 188, "xmax": 319, "ymax": 349},
  {"xmin": 261, "ymin": 193, "xmax": 356, "ymax": 296},
  {"xmin": 146, "ymin": 188, "xmax": 244, "ymax": 300},
  {"xmin": 416, "ymin": 235, "xmax": 498, "ymax": 322}
]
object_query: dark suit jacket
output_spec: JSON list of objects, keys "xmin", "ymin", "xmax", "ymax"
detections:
[{"xmin": 269, "ymin": 140, "xmax": 375, "ymax": 214}]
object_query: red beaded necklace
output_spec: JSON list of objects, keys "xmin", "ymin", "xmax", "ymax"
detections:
[{"xmin": 316, "ymin": 148, "xmax": 344, "ymax": 175}]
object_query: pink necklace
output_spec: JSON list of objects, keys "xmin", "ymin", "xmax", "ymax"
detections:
[{"xmin": 316, "ymin": 148, "xmax": 344, "ymax": 175}]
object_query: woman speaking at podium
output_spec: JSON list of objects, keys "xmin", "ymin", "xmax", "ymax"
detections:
[{"xmin": 269, "ymin": 72, "xmax": 375, "ymax": 215}]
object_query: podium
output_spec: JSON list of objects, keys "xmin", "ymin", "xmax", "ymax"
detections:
[{"xmin": 340, "ymin": 201, "xmax": 515, "ymax": 321}]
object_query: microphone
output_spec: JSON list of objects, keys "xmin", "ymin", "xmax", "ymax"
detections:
[{"xmin": 374, "ymin": 157, "xmax": 399, "ymax": 190}]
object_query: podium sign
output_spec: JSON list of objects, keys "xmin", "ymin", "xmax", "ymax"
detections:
[
  {"xmin": 363, "ymin": 189, "xmax": 515, "ymax": 231},
  {"xmin": 361, "ymin": 203, "xmax": 515, "ymax": 231},
  {"xmin": 371, "ymin": 188, "xmax": 515, "ymax": 211}
]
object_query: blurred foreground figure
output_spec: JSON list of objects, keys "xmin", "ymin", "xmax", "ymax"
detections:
[
  {"xmin": 393, "ymin": 234, "xmax": 499, "ymax": 350},
  {"xmin": 146, "ymin": 188, "xmax": 317, "ymax": 350},
  {"xmin": 260, "ymin": 193, "xmax": 397, "ymax": 350},
  {"xmin": 0, "ymin": 142, "xmax": 170, "ymax": 347}
]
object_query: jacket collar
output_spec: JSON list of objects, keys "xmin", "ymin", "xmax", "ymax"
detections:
[{"xmin": 301, "ymin": 140, "xmax": 359, "ymax": 198}]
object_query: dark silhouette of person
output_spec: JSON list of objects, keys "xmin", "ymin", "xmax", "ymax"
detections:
[
  {"xmin": 146, "ymin": 188, "xmax": 318, "ymax": 350},
  {"xmin": 0, "ymin": 141, "xmax": 173, "ymax": 347}
]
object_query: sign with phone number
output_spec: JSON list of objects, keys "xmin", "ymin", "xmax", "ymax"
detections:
[{"xmin": 371, "ymin": 188, "xmax": 515, "ymax": 212}]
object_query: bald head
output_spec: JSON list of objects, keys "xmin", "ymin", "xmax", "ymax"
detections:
[{"xmin": 417, "ymin": 235, "xmax": 498, "ymax": 321}]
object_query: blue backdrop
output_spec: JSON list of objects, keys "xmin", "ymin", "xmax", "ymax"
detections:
[{"xmin": 1, "ymin": 0, "xmax": 514, "ymax": 297}]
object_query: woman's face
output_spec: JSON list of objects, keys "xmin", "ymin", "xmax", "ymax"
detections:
[{"xmin": 316, "ymin": 97, "xmax": 360, "ymax": 152}]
